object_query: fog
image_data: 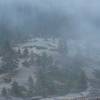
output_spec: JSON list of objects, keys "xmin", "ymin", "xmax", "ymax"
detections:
[
  {"xmin": 1, "ymin": 1, "xmax": 100, "ymax": 98},
  {"xmin": 0, "ymin": 0, "xmax": 100, "ymax": 57},
  {"xmin": 0, "ymin": 0, "xmax": 100, "ymax": 34}
]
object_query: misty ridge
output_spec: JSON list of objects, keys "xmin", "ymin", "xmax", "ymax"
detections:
[{"xmin": 0, "ymin": 0, "xmax": 100, "ymax": 100}]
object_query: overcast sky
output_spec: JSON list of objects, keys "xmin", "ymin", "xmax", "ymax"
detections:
[{"xmin": 0, "ymin": 0, "xmax": 100, "ymax": 41}]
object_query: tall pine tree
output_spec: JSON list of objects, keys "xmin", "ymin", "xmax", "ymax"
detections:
[
  {"xmin": 27, "ymin": 76, "xmax": 35, "ymax": 97},
  {"xmin": 1, "ymin": 41, "xmax": 18, "ymax": 73}
]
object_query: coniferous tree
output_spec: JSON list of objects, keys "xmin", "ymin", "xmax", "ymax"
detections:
[
  {"xmin": 1, "ymin": 41, "xmax": 18, "ymax": 73},
  {"xmin": 36, "ymin": 67, "xmax": 57, "ymax": 97},
  {"xmin": 36, "ymin": 53, "xmax": 56, "ymax": 97},
  {"xmin": 10, "ymin": 81, "xmax": 26, "ymax": 97},
  {"xmin": 29, "ymin": 51, "xmax": 35, "ymax": 66},
  {"xmin": 17, "ymin": 48, "xmax": 22, "ymax": 58},
  {"xmin": 10, "ymin": 81, "xmax": 20, "ymax": 97},
  {"xmin": 1, "ymin": 87, "xmax": 8, "ymax": 97},
  {"xmin": 22, "ymin": 60, "xmax": 29, "ymax": 68},
  {"xmin": 77, "ymin": 70, "xmax": 87, "ymax": 92},
  {"xmin": 27, "ymin": 76, "xmax": 35, "ymax": 97},
  {"xmin": 23, "ymin": 48, "xmax": 29, "ymax": 58}
]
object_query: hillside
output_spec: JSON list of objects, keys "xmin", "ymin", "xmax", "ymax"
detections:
[
  {"xmin": 0, "ymin": 38, "xmax": 87, "ymax": 96},
  {"xmin": 0, "ymin": 38, "xmax": 99, "ymax": 99}
]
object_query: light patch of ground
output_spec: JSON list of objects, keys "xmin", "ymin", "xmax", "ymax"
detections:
[{"xmin": 14, "ymin": 38, "xmax": 59, "ymax": 55}]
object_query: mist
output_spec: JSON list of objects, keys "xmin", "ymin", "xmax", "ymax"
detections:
[
  {"xmin": 0, "ymin": 0, "xmax": 100, "ymax": 56},
  {"xmin": 0, "ymin": 0, "xmax": 100, "ymax": 99},
  {"xmin": 0, "ymin": 0, "xmax": 100, "ymax": 37}
]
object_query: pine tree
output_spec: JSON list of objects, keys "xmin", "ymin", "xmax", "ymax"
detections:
[
  {"xmin": 29, "ymin": 51, "xmax": 35, "ymax": 66},
  {"xmin": 1, "ymin": 87, "xmax": 7, "ymax": 97},
  {"xmin": 27, "ymin": 76, "xmax": 35, "ymax": 97},
  {"xmin": 10, "ymin": 81, "xmax": 25, "ymax": 97},
  {"xmin": 36, "ymin": 69, "xmax": 47, "ymax": 97},
  {"xmin": 36, "ymin": 68, "xmax": 57, "ymax": 97},
  {"xmin": 36, "ymin": 54, "xmax": 56, "ymax": 97},
  {"xmin": 17, "ymin": 48, "xmax": 22, "ymax": 58},
  {"xmin": 22, "ymin": 60, "xmax": 29, "ymax": 68},
  {"xmin": 23, "ymin": 48, "xmax": 29, "ymax": 58},
  {"xmin": 10, "ymin": 81, "xmax": 20, "ymax": 97},
  {"xmin": 36, "ymin": 52, "xmax": 53, "ymax": 68},
  {"xmin": 77, "ymin": 70, "xmax": 87, "ymax": 92},
  {"xmin": 1, "ymin": 41, "xmax": 18, "ymax": 73}
]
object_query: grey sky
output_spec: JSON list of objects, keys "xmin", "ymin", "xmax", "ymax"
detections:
[{"xmin": 0, "ymin": 0, "xmax": 100, "ymax": 40}]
